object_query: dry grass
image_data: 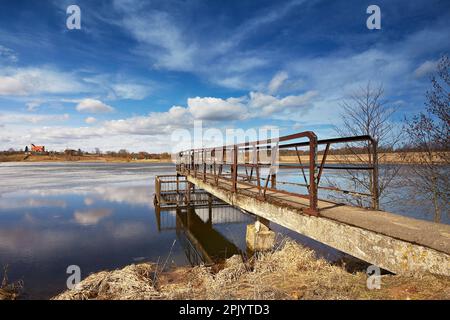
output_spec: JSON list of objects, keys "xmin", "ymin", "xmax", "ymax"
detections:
[
  {"xmin": 54, "ymin": 264, "xmax": 161, "ymax": 300},
  {"xmin": 53, "ymin": 240, "xmax": 450, "ymax": 300},
  {"xmin": 0, "ymin": 154, "xmax": 172, "ymax": 163},
  {"xmin": 0, "ymin": 266, "xmax": 23, "ymax": 300},
  {"xmin": 280, "ymin": 152, "xmax": 449, "ymax": 165}
]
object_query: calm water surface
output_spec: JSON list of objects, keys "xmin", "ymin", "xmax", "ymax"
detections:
[{"xmin": 0, "ymin": 162, "xmax": 447, "ymax": 299}]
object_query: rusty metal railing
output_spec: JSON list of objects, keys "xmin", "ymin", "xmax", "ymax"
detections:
[{"xmin": 175, "ymin": 131, "xmax": 379, "ymax": 216}]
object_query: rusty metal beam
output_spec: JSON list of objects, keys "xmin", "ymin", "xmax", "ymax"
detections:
[{"xmin": 175, "ymin": 131, "xmax": 378, "ymax": 216}]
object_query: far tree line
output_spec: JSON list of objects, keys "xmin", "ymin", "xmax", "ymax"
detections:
[{"xmin": 0, "ymin": 148, "xmax": 171, "ymax": 160}]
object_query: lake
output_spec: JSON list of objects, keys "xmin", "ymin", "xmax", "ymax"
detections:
[{"xmin": 0, "ymin": 162, "xmax": 448, "ymax": 299}]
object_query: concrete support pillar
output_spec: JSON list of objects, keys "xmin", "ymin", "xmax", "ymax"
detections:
[
  {"xmin": 185, "ymin": 182, "xmax": 192, "ymax": 205},
  {"xmin": 154, "ymin": 205, "xmax": 161, "ymax": 232},
  {"xmin": 246, "ymin": 217, "xmax": 275, "ymax": 252},
  {"xmin": 208, "ymin": 193, "xmax": 213, "ymax": 205},
  {"xmin": 207, "ymin": 193, "xmax": 213, "ymax": 227}
]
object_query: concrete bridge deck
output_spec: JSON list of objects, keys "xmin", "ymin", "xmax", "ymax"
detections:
[{"xmin": 181, "ymin": 172, "xmax": 450, "ymax": 276}]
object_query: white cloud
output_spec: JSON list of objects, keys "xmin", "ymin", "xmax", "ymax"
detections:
[
  {"xmin": 0, "ymin": 112, "xmax": 70, "ymax": 124},
  {"xmin": 0, "ymin": 198, "xmax": 66, "ymax": 210},
  {"xmin": 268, "ymin": 71, "xmax": 288, "ymax": 94},
  {"xmin": 83, "ymin": 74, "xmax": 153, "ymax": 100},
  {"xmin": 226, "ymin": 57, "xmax": 268, "ymax": 73},
  {"xmin": 104, "ymin": 105, "xmax": 191, "ymax": 135},
  {"xmin": 0, "ymin": 76, "xmax": 28, "ymax": 95},
  {"xmin": 0, "ymin": 67, "xmax": 85, "ymax": 96},
  {"xmin": 74, "ymin": 209, "xmax": 112, "ymax": 225},
  {"xmin": 26, "ymin": 126, "xmax": 107, "ymax": 141},
  {"xmin": 112, "ymin": 0, "xmax": 299, "ymax": 87},
  {"xmin": 187, "ymin": 97, "xmax": 247, "ymax": 121},
  {"xmin": 116, "ymin": 7, "xmax": 197, "ymax": 71},
  {"xmin": 213, "ymin": 75, "xmax": 264, "ymax": 91},
  {"xmin": 0, "ymin": 88, "xmax": 317, "ymax": 152},
  {"xmin": 84, "ymin": 197, "xmax": 95, "ymax": 206},
  {"xmin": 0, "ymin": 45, "xmax": 18, "ymax": 63},
  {"xmin": 414, "ymin": 60, "xmax": 438, "ymax": 78},
  {"xmin": 76, "ymin": 98, "xmax": 115, "ymax": 113},
  {"xmin": 212, "ymin": 0, "xmax": 307, "ymax": 56},
  {"xmin": 26, "ymin": 100, "xmax": 43, "ymax": 112},
  {"xmin": 111, "ymin": 83, "xmax": 151, "ymax": 100},
  {"xmin": 248, "ymin": 90, "xmax": 318, "ymax": 117},
  {"xmin": 85, "ymin": 117, "xmax": 97, "ymax": 124}
]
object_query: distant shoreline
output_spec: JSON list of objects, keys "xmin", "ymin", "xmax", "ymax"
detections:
[
  {"xmin": 0, "ymin": 154, "xmax": 174, "ymax": 164},
  {"xmin": 1, "ymin": 152, "xmax": 448, "ymax": 165}
]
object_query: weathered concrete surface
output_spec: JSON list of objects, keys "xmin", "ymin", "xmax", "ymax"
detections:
[
  {"xmin": 246, "ymin": 223, "xmax": 276, "ymax": 251},
  {"xmin": 185, "ymin": 175, "xmax": 450, "ymax": 276}
]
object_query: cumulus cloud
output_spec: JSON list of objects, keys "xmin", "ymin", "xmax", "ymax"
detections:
[
  {"xmin": 0, "ymin": 87, "xmax": 318, "ymax": 152},
  {"xmin": 187, "ymin": 97, "xmax": 247, "ymax": 121},
  {"xmin": 76, "ymin": 99, "xmax": 115, "ymax": 113},
  {"xmin": 248, "ymin": 90, "xmax": 318, "ymax": 117},
  {"xmin": 104, "ymin": 105, "xmax": 191, "ymax": 135}
]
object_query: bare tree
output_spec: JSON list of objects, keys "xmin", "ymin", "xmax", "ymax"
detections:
[
  {"xmin": 404, "ymin": 55, "xmax": 449, "ymax": 222},
  {"xmin": 329, "ymin": 82, "xmax": 402, "ymax": 209}
]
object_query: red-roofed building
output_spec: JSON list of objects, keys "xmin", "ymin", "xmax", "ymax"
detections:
[{"xmin": 31, "ymin": 144, "xmax": 45, "ymax": 153}]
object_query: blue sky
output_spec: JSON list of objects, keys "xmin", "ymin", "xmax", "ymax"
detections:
[{"xmin": 0, "ymin": 0, "xmax": 449, "ymax": 152}]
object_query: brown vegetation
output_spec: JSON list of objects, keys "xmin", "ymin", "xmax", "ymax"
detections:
[
  {"xmin": 0, "ymin": 266, "xmax": 22, "ymax": 300},
  {"xmin": 53, "ymin": 240, "xmax": 450, "ymax": 300},
  {"xmin": 0, "ymin": 153, "xmax": 173, "ymax": 163},
  {"xmin": 2, "ymin": 151, "xmax": 445, "ymax": 165},
  {"xmin": 280, "ymin": 152, "xmax": 449, "ymax": 165}
]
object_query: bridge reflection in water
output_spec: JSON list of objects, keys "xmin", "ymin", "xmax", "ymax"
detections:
[{"xmin": 155, "ymin": 203, "xmax": 255, "ymax": 265}]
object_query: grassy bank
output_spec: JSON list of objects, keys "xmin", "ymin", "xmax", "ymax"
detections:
[
  {"xmin": 53, "ymin": 240, "xmax": 449, "ymax": 300},
  {"xmin": 0, "ymin": 153, "xmax": 173, "ymax": 163},
  {"xmin": 2, "ymin": 152, "xmax": 447, "ymax": 165},
  {"xmin": 280, "ymin": 151, "xmax": 449, "ymax": 165}
]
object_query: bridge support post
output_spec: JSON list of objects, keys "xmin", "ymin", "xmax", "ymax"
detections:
[
  {"xmin": 208, "ymin": 193, "xmax": 212, "ymax": 206},
  {"xmin": 185, "ymin": 182, "xmax": 192, "ymax": 205},
  {"xmin": 246, "ymin": 218, "xmax": 275, "ymax": 252},
  {"xmin": 232, "ymin": 145, "xmax": 238, "ymax": 192},
  {"xmin": 207, "ymin": 195, "xmax": 213, "ymax": 227},
  {"xmin": 155, "ymin": 176, "xmax": 161, "ymax": 205},
  {"xmin": 271, "ymin": 174, "xmax": 276, "ymax": 189}
]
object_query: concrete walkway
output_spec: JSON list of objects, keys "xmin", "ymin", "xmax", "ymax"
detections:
[{"xmin": 182, "ymin": 172, "xmax": 450, "ymax": 276}]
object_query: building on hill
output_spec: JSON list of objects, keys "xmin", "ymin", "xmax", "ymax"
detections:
[{"xmin": 31, "ymin": 144, "xmax": 45, "ymax": 153}]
